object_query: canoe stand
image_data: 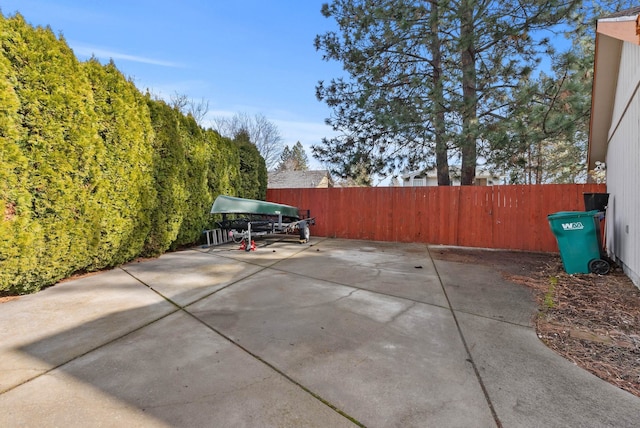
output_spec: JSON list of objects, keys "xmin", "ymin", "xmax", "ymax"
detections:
[
  {"xmin": 208, "ymin": 196, "xmax": 315, "ymax": 251},
  {"xmin": 225, "ymin": 213, "xmax": 315, "ymax": 251}
]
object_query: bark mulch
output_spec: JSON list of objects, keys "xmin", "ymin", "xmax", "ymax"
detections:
[{"xmin": 432, "ymin": 247, "xmax": 640, "ymax": 399}]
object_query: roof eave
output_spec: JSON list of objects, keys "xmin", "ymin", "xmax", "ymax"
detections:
[{"xmin": 587, "ymin": 17, "xmax": 637, "ymax": 171}]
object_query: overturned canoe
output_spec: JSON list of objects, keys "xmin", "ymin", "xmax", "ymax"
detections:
[{"xmin": 210, "ymin": 195, "xmax": 299, "ymax": 219}]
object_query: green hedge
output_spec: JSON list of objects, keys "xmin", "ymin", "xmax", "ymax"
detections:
[
  {"xmin": 83, "ymin": 59, "xmax": 156, "ymax": 266},
  {"xmin": 0, "ymin": 14, "xmax": 267, "ymax": 294}
]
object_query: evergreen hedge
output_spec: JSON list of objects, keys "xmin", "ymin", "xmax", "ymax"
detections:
[{"xmin": 0, "ymin": 14, "xmax": 267, "ymax": 294}]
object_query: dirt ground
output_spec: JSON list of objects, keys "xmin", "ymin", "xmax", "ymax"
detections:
[{"xmin": 432, "ymin": 247, "xmax": 640, "ymax": 399}]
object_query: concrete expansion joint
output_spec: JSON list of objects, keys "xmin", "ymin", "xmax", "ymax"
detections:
[
  {"xmin": 119, "ymin": 267, "xmax": 183, "ymax": 310},
  {"xmin": 117, "ymin": 253, "xmax": 365, "ymax": 426},
  {"xmin": 452, "ymin": 308, "xmax": 535, "ymax": 330},
  {"xmin": 181, "ymin": 309, "xmax": 365, "ymax": 427},
  {"xmin": 426, "ymin": 246, "xmax": 503, "ymax": 428},
  {"xmin": 267, "ymin": 265, "xmax": 453, "ymax": 314},
  {"xmin": 202, "ymin": 238, "xmax": 318, "ymax": 270}
]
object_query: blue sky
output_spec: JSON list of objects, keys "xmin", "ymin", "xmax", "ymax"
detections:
[{"xmin": 1, "ymin": 0, "xmax": 343, "ymax": 169}]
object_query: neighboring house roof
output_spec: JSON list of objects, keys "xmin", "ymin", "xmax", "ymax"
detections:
[
  {"xmin": 602, "ymin": 6, "xmax": 640, "ymax": 20},
  {"xmin": 588, "ymin": 7, "xmax": 640, "ymax": 171},
  {"xmin": 267, "ymin": 170, "xmax": 333, "ymax": 189}
]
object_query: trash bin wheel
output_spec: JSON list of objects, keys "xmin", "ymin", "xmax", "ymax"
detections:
[{"xmin": 588, "ymin": 258, "xmax": 610, "ymax": 275}]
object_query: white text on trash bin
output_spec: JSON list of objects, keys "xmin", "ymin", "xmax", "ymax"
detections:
[{"xmin": 561, "ymin": 222, "xmax": 584, "ymax": 231}]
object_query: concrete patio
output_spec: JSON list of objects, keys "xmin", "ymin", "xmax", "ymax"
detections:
[{"xmin": 1, "ymin": 238, "xmax": 638, "ymax": 427}]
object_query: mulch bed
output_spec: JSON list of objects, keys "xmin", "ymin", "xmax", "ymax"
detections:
[{"xmin": 433, "ymin": 247, "xmax": 640, "ymax": 398}]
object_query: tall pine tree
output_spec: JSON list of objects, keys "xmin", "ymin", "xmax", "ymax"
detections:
[
  {"xmin": 277, "ymin": 141, "xmax": 309, "ymax": 171},
  {"xmin": 315, "ymin": 0, "xmax": 581, "ymax": 184}
]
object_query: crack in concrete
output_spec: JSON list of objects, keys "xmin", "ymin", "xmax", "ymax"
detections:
[{"xmin": 388, "ymin": 301, "xmax": 418, "ymax": 324}]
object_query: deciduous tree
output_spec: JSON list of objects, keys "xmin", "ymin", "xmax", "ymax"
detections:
[{"xmin": 212, "ymin": 112, "xmax": 283, "ymax": 170}]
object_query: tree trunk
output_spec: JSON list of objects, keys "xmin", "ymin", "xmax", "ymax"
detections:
[
  {"xmin": 527, "ymin": 143, "xmax": 532, "ymax": 184},
  {"xmin": 460, "ymin": 0, "xmax": 477, "ymax": 186},
  {"xmin": 431, "ymin": 0, "xmax": 450, "ymax": 186}
]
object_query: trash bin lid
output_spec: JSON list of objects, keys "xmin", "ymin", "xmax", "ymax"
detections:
[{"xmin": 547, "ymin": 210, "xmax": 600, "ymax": 220}]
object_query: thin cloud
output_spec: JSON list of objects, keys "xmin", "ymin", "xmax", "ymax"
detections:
[
  {"xmin": 273, "ymin": 118, "xmax": 336, "ymax": 145},
  {"xmin": 72, "ymin": 44, "xmax": 183, "ymax": 68}
]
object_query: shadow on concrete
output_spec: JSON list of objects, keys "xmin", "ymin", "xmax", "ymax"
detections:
[{"xmin": 1, "ymin": 239, "xmax": 639, "ymax": 427}]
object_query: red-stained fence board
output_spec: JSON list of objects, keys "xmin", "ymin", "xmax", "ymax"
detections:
[{"xmin": 266, "ymin": 184, "xmax": 606, "ymax": 252}]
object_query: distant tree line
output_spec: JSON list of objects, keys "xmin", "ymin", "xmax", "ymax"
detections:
[{"xmin": 0, "ymin": 14, "xmax": 266, "ymax": 294}]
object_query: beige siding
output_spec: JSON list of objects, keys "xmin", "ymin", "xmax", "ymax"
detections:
[
  {"xmin": 609, "ymin": 43, "xmax": 640, "ymax": 140},
  {"xmin": 606, "ymin": 41, "xmax": 640, "ymax": 285}
]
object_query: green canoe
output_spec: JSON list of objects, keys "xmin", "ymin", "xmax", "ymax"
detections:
[{"xmin": 210, "ymin": 195, "xmax": 299, "ymax": 219}]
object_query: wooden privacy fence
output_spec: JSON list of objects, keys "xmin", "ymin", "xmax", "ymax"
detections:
[{"xmin": 267, "ymin": 184, "xmax": 607, "ymax": 253}]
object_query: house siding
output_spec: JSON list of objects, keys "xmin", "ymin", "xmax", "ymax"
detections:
[{"xmin": 606, "ymin": 41, "xmax": 640, "ymax": 285}]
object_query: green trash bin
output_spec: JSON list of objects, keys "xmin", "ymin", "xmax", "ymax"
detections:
[{"xmin": 547, "ymin": 210, "xmax": 610, "ymax": 275}]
